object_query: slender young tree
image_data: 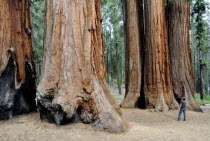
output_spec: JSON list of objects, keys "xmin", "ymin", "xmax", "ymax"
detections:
[
  {"xmin": 144, "ymin": 0, "xmax": 179, "ymax": 111},
  {"xmin": 167, "ymin": 0, "xmax": 202, "ymax": 111},
  {"xmin": 37, "ymin": 0, "xmax": 129, "ymax": 132},
  {"xmin": 0, "ymin": 0, "xmax": 36, "ymax": 120}
]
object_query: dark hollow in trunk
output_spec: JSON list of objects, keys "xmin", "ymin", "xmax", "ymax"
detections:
[
  {"xmin": 0, "ymin": 0, "xmax": 36, "ymax": 120},
  {"xmin": 0, "ymin": 58, "xmax": 36, "ymax": 120}
]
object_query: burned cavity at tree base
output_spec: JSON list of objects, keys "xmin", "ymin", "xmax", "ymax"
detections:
[
  {"xmin": 0, "ymin": 58, "xmax": 36, "ymax": 120},
  {"xmin": 37, "ymin": 96, "xmax": 80, "ymax": 126}
]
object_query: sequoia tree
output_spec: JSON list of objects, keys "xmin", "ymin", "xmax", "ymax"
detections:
[
  {"xmin": 0, "ymin": 0, "xmax": 36, "ymax": 120},
  {"xmin": 37, "ymin": 0, "xmax": 129, "ymax": 132},
  {"xmin": 167, "ymin": 0, "xmax": 202, "ymax": 111},
  {"xmin": 120, "ymin": 0, "xmax": 145, "ymax": 108},
  {"xmin": 144, "ymin": 0, "xmax": 179, "ymax": 111}
]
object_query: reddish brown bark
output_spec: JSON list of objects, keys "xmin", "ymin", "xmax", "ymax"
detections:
[
  {"xmin": 167, "ymin": 0, "xmax": 202, "ymax": 111},
  {"xmin": 37, "ymin": 0, "xmax": 129, "ymax": 132},
  {"xmin": 144, "ymin": 0, "xmax": 179, "ymax": 111},
  {"xmin": 0, "ymin": 0, "xmax": 36, "ymax": 119},
  {"xmin": 120, "ymin": 0, "xmax": 145, "ymax": 108}
]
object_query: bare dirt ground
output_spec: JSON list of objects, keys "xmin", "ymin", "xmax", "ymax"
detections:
[
  {"xmin": 0, "ymin": 109, "xmax": 210, "ymax": 141},
  {"xmin": 0, "ymin": 87, "xmax": 210, "ymax": 141}
]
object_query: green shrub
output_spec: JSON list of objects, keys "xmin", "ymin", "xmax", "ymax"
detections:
[{"xmin": 194, "ymin": 93, "xmax": 210, "ymax": 105}]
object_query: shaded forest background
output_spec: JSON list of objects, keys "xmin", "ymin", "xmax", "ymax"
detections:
[{"xmin": 31, "ymin": 0, "xmax": 210, "ymax": 104}]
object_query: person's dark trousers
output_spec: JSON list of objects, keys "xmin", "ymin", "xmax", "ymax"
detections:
[{"xmin": 178, "ymin": 108, "xmax": 186, "ymax": 121}]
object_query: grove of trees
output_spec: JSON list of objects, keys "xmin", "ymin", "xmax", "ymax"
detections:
[{"xmin": 0, "ymin": 0, "xmax": 209, "ymax": 133}]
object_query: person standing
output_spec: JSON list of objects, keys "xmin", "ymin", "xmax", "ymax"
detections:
[{"xmin": 178, "ymin": 97, "xmax": 187, "ymax": 121}]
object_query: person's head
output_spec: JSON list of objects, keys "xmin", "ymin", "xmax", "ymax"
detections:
[{"xmin": 182, "ymin": 97, "xmax": 186, "ymax": 100}]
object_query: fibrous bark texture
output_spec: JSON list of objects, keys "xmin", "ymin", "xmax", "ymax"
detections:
[
  {"xmin": 144, "ymin": 0, "xmax": 179, "ymax": 112},
  {"xmin": 0, "ymin": 0, "xmax": 36, "ymax": 120},
  {"xmin": 167, "ymin": 0, "xmax": 202, "ymax": 112},
  {"xmin": 37, "ymin": 0, "xmax": 129, "ymax": 132},
  {"xmin": 120, "ymin": 0, "xmax": 145, "ymax": 108}
]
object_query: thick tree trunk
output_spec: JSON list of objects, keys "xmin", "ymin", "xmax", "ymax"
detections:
[
  {"xmin": 37, "ymin": 0, "xmax": 129, "ymax": 132},
  {"xmin": 144, "ymin": 0, "xmax": 179, "ymax": 112},
  {"xmin": 0, "ymin": 0, "xmax": 36, "ymax": 120},
  {"xmin": 167, "ymin": 0, "xmax": 202, "ymax": 111},
  {"xmin": 120, "ymin": 0, "xmax": 145, "ymax": 108}
]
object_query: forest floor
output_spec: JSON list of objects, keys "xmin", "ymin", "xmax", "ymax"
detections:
[{"xmin": 0, "ymin": 87, "xmax": 210, "ymax": 141}]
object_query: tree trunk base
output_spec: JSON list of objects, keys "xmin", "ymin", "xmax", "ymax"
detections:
[
  {"xmin": 120, "ymin": 92, "xmax": 140, "ymax": 108},
  {"xmin": 37, "ymin": 97, "xmax": 78, "ymax": 125},
  {"xmin": 37, "ymin": 78, "xmax": 130, "ymax": 133},
  {"xmin": 0, "ymin": 58, "xmax": 36, "ymax": 120}
]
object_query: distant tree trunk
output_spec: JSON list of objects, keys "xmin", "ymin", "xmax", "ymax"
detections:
[
  {"xmin": 116, "ymin": 43, "xmax": 122, "ymax": 95},
  {"xmin": 199, "ymin": 50, "xmax": 204, "ymax": 100},
  {"xmin": 109, "ymin": 26, "xmax": 114, "ymax": 86},
  {"xmin": 110, "ymin": 53, "xmax": 114, "ymax": 86},
  {"xmin": 144, "ymin": 0, "xmax": 179, "ymax": 111},
  {"xmin": 167, "ymin": 0, "xmax": 202, "ymax": 111},
  {"xmin": 106, "ymin": 46, "xmax": 110, "ymax": 84},
  {"xmin": 39, "ymin": 62, "xmax": 42, "ymax": 77},
  {"xmin": 37, "ymin": 0, "xmax": 129, "ymax": 132},
  {"xmin": 190, "ymin": 13, "xmax": 198, "ymax": 93},
  {"xmin": 197, "ymin": 30, "xmax": 204, "ymax": 101},
  {"xmin": 120, "ymin": 0, "xmax": 144, "ymax": 108},
  {"xmin": 0, "ymin": 0, "xmax": 36, "ymax": 120},
  {"xmin": 36, "ymin": 62, "xmax": 42, "ymax": 78},
  {"xmin": 205, "ymin": 65, "xmax": 209, "ymax": 95},
  {"xmin": 199, "ymin": 54, "xmax": 205, "ymax": 98},
  {"xmin": 196, "ymin": 49, "xmax": 200, "ymax": 93},
  {"xmin": 121, "ymin": 0, "xmax": 126, "ymax": 87},
  {"xmin": 122, "ymin": 0, "xmax": 126, "ymax": 51}
]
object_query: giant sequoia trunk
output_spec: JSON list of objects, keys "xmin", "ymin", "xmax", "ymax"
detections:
[
  {"xmin": 0, "ymin": 0, "xmax": 36, "ymax": 120},
  {"xmin": 120, "ymin": 0, "xmax": 145, "ymax": 108},
  {"xmin": 144, "ymin": 0, "xmax": 179, "ymax": 111},
  {"xmin": 37, "ymin": 0, "xmax": 129, "ymax": 132},
  {"xmin": 167, "ymin": 0, "xmax": 202, "ymax": 111}
]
